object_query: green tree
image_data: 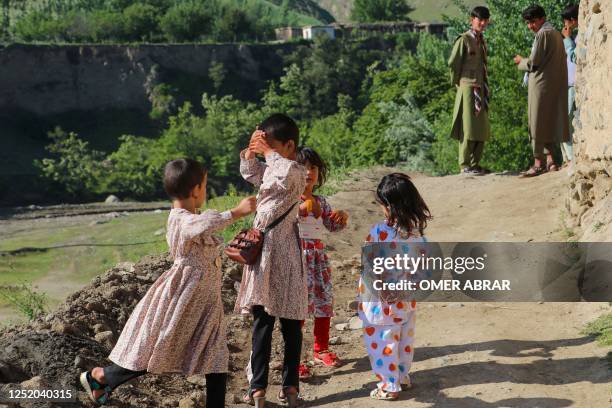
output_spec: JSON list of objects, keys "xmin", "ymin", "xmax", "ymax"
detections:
[
  {"xmin": 214, "ymin": 7, "xmax": 255, "ymax": 42},
  {"xmin": 35, "ymin": 128, "xmax": 104, "ymax": 196},
  {"xmin": 159, "ymin": 1, "xmax": 213, "ymax": 42},
  {"xmin": 122, "ymin": 3, "xmax": 160, "ymax": 42},
  {"xmin": 351, "ymin": 0, "xmax": 414, "ymax": 22},
  {"xmin": 208, "ymin": 60, "xmax": 227, "ymax": 93}
]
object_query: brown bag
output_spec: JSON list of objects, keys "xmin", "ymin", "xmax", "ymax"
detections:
[{"xmin": 224, "ymin": 203, "xmax": 297, "ymax": 265}]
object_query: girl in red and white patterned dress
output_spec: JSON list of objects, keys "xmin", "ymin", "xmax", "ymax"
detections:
[{"xmin": 296, "ymin": 147, "xmax": 349, "ymax": 373}]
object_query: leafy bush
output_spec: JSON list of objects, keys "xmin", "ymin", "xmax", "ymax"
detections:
[
  {"xmin": 0, "ymin": 282, "xmax": 47, "ymax": 321},
  {"xmin": 34, "ymin": 128, "xmax": 105, "ymax": 197}
]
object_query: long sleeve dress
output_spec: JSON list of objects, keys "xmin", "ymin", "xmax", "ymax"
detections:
[
  {"xmin": 234, "ymin": 151, "xmax": 308, "ymax": 320},
  {"xmin": 300, "ymin": 195, "xmax": 346, "ymax": 317},
  {"xmin": 109, "ymin": 208, "xmax": 233, "ymax": 375}
]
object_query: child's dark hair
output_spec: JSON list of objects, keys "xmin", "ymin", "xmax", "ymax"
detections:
[
  {"xmin": 471, "ymin": 6, "xmax": 490, "ymax": 20},
  {"xmin": 561, "ymin": 4, "xmax": 579, "ymax": 20},
  {"xmin": 375, "ymin": 173, "xmax": 432, "ymax": 236},
  {"xmin": 260, "ymin": 113, "xmax": 299, "ymax": 147},
  {"xmin": 296, "ymin": 146, "xmax": 328, "ymax": 189},
  {"xmin": 522, "ymin": 4, "xmax": 546, "ymax": 20},
  {"xmin": 163, "ymin": 158, "xmax": 206, "ymax": 199}
]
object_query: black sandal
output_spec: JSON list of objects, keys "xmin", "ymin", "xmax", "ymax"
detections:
[
  {"xmin": 520, "ymin": 166, "xmax": 546, "ymax": 178},
  {"xmin": 79, "ymin": 371, "xmax": 112, "ymax": 406}
]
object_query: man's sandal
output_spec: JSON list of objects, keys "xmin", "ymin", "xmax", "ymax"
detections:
[
  {"xmin": 243, "ymin": 389, "xmax": 266, "ymax": 407},
  {"xmin": 370, "ymin": 388, "xmax": 399, "ymax": 401},
  {"xmin": 79, "ymin": 371, "xmax": 112, "ymax": 406},
  {"xmin": 520, "ymin": 166, "xmax": 546, "ymax": 178},
  {"xmin": 547, "ymin": 162, "xmax": 559, "ymax": 172}
]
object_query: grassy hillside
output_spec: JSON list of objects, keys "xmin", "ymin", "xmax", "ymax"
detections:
[{"xmin": 313, "ymin": 0, "xmax": 484, "ymax": 22}]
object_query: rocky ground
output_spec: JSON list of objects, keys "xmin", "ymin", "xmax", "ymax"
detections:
[{"xmin": 0, "ymin": 167, "xmax": 610, "ymax": 407}]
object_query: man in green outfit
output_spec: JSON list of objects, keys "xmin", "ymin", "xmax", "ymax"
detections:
[
  {"xmin": 514, "ymin": 4, "xmax": 569, "ymax": 177},
  {"xmin": 448, "ymin": 6, "xmax": 491, "ymax": 176}
]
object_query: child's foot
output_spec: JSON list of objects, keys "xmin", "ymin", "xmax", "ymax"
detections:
[
  {"xmin": 243, "ymin": 388, "xmax": 266, "ymax": 406},
  {"xmin": 278, "ymin": 386, "xmax": 300, "ymax": 407},
  {"xmin": 298, "ymin": 363, "xmax": 311, "ymax": 379},
  {"xmin": 370, "ymin": 388, "xmax": 399, "ymax": 401},
  {"xmin": 314, "ymin": 350, "xmax": 341, "ymax": 367},
  {"xmin": 79, "ymin": 371, "xmax": 111, "ymax": 405},
  {"xmin": 401, "ymin": 375, "xmax": 412, "ymax": 391}
]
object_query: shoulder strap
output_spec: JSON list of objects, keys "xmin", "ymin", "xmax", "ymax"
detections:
[{"xmin": 263, "ymin": 202, "xmax": 298, "ymax": 234}]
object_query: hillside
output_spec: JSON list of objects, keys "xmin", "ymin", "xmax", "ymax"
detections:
[{"xmin": 314, "ymin": 0, "xmax": 484, "ymax": 22}]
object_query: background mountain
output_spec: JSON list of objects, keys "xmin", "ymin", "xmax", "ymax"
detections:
[{"xmin": 313, "ymin": 0, "xmax": 484, "ymax": 22}]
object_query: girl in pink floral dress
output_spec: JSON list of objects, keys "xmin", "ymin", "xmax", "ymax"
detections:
[
  {"xmin": 79, "ymin": 158, "xmax": 256, "ymax": 407},
  {"xmin": 296, "ymin": 147, "xmax": 348, "ymax": 372},
  {"xmin": 236, "ymin": 114, "xmax": 307, "ymax": 408}
]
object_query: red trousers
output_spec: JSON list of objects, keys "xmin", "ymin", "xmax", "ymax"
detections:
[{"xmin": 302, "ymin": 317, "xmax": 331, "ymax": 352}]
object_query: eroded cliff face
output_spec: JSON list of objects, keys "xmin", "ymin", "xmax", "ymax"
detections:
[
  {"xmin": 0, "ymin": 43, "xmax": 296, "ymax": 115},
  {"xmin": 569, "ymin": 0, "xmax": 612, "ymax": 241}
]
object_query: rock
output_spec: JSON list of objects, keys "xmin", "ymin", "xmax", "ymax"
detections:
[
  {"xmin": 178, "ymin": 397, "xmax": 196, "ymax": 408},
  {"xmin": 154, "ymin": 228, "xmax": 165, "ymax": 236},
  {"xmin": 347, "ymin": 300, "xmax": 359, "ymax": 311},
  {"xmin": 94, "ymin": 331, "xmax": 116, "ymax": 349},
  {"xmin": 105, "ymin": 212, "xmax": 122, "ymax": 219},
  {"xmin": 186, "ymin": 375, "xmax": 205, "ymax": 387},
  {"xmin": 335, "ymin": 323, "xmax": 348, "ymax": 331},
  {"xmin": 105, "ymin": 195, "xmax": 120, "ymax": 203},
  {"xmin": 447, "ymin": 303, "xmax": 464, "ymax": 308},
  {"xmin": 51, "ymin": 321, "xmax": 78, "ymax": 336},
  {"xmin": 115, "ymin": 262, "xmax": 135, "ymax": 272},
  {"xmin": 21, "ymin": 376, "xmax": 47, "ymax": 389},
  {"xmin": 92, "ymin": 323, "xmax": 111, "ymax": 334},
  {"xmin": 154, "ymin": 209, "xmax": 163, "ymax": 214},
  {"xmin": 329, "ymin": 336, "xmax": 342, "ymax": 345},
  {"xmin": 348, "ymin": 316, "xmax": 363, "ymax": 330},
  {"xmin": 89, "ymin": 219, "xmax": 108, "ymax": 226},
  {"xmin": 332, "ymin": 316, "xmax": 348, "ymax": 324},
  {"xmin": 85, "ymin": 301, "xmax": 106, "ymax": 313}
]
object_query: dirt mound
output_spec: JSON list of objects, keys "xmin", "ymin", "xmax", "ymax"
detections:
[{"xmin": 0, "ymin": 254, "xmax": 248, "ymax": 407}]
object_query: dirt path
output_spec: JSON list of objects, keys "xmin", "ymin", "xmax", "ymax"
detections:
[{"xmin": 243, "ymin": 168, "xmax": 611, "ymax": 407}]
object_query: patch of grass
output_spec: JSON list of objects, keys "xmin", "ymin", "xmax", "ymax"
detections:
[
  {"xmin": 317, "ymin": 167, "xmax": 352, "ymax": 197},
  {"xmin": 582, "ymin": 313, "xmax": 612, "ymax": 346},
  {"xmin": 0, "ymin": 281, "xmax": 47, "ymax": 321},
  {"xmin": 593, "ymin": 221, "xmax": 605, "ymax": 233},
  {"xmin": 558, "ymin": 209, "xmax": 577, "ymax": 242}
]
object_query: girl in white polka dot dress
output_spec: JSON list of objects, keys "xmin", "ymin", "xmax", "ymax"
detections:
[{"xmin": 358, "ymin": 173, "xmax": 432, "ymax": 401}]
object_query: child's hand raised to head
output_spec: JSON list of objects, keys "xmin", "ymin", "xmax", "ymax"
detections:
[
  {"xmin": 245, "ymin": 129, "xmax": 266, "ymax": 160},
  {"xmin": 230, "ymin": 196, "xmax": 257, "ymax": 219},
  {"xmin": 330, "ymin": 210, "xmax": 349, "ymax": 225}
]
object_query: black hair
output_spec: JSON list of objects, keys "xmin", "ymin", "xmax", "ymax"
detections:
[
  {"xmin": 163, "ymin": 158, "xmax": 206, "ymax": 199},
  {"xmin": 375, "ymin": 173, "xmax": 432, "ymax": 236},
  {"xmin": 259, "ymin": 113, "xmax": 300, "ymax": 148},
  {"xmin": 561, "ymin": 4, "xmax": 579, "ymax": 20},
  {"xmin": 296, "ymin": 146, "xmax": 328, "ymax": 189},
  {"xmin": 522, "ymin": 5, "xmax": 546, "ymax": 20},
  {"xmin": 471, "ymin": 6, "xmax": 490, "ymax": 20}
]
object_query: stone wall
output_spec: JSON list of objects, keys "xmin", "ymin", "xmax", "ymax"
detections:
[{"xmin": 569, "ymin": 0, "xmax": 612, "ymax": 240}]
